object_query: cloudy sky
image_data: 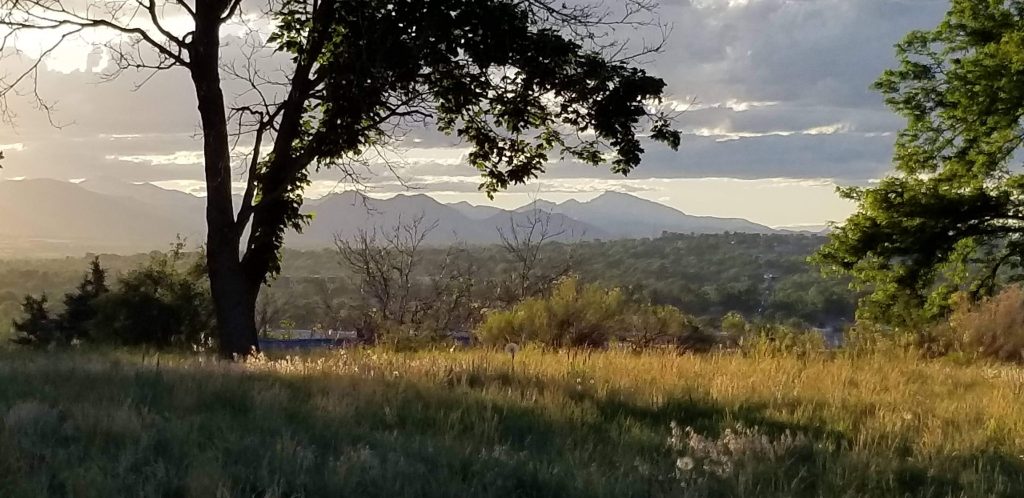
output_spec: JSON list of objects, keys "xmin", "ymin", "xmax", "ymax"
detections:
[{"xmin": 0, "ymin": 0, "xmax": 948, "ymax": 228}]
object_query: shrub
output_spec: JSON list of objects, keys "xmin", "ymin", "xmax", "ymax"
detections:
[
  {"xmin": 11, "ymin": 258, "xmax": 108, "ymax": 348},
  {"xmin": 90, "ymin": 249, "xmax": 214, "ymax": 348},
  {"xmin": 947, "ymin": 285, "xmax": 1024, "ymax": 363},
  {"xmin": 623, "ymin": 304, "xmax": 715, "ymax": 352},
  {"xmin": 477, "ymin": 277, "xmax": 626, "ymax": 348},
  {"xmin": 58, "ymin": 257, "xmax": 109, "ymax": 343},
  {"xmin": 668, "ymin": 422, "xmax": 822, "ymax": 496},
  {"xmin": 739, "ymin": 323, "xmax": 827, "ymax": 358}
]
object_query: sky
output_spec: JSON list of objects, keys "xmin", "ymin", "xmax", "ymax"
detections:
[{"xmin": 0, "ymin": 0, "xmax": 949, "ymax": 228}]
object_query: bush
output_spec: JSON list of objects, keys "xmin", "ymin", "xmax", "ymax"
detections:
[
  {"xmin": 477, "ymin": 277, "xmax": 626, "ymax": 348},
  {"xmin": 477, "ymin": 277, "xmax": 716, "ymax": 351},
  {"xmin": 668, "ymin": 422, "xmax": 822, "ymax": 496},
  {"xmin": 90, "ymin": 249, "xmax": 214, "ymax": 349},
  {"xmin": 738, "ymin": 323, "xmax": 827, "ymax": 358},
  {"xmin": 58, "ymin": 258, "xmax": 109, "ymax": 343},
  {"xmin": 946, "ymin": 285, "xmax": 1024, "ymax": 363},
  {"xmin": 623, "ymin": 304, "xmax": 715, "ymax": 352}
]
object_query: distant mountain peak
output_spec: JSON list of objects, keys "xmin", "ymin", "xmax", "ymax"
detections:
[
  {"xmin": 514, "ymin": 199, "xmax": 559, "ymax": 212},
  {"xmin": 0, "ymin": 181, "xmax": 778, "ymax": 255},
  {"xmin": 593, "ymin": 190, "xmax": 638, "ymax": 200}
]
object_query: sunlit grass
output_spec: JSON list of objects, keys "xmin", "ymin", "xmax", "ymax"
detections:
[{"xmin": 1, "ymin": 346, "xmax": 1022, "ymax": 497}]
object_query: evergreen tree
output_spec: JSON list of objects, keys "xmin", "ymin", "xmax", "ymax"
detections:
[
  {"xmin": 57, "ymin": 257, "xmax": 109, "ymax": 343},
  {"xmin": 11, "ymin": 294, "xmax": 56, "ymax": 347}
]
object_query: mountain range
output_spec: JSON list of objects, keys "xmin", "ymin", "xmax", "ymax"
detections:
[{"xmin": 0, "ymin": 178, "xmax": 782, "ymax": 256}]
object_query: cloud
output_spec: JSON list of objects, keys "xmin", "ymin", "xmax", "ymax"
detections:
[
  {"xmin": 111, "ymin": 150, "xmax": 205, "ymax": 166},
  {"xmin": 666, "ymin": 98, "xmax": 779, "ymax": 112},
  {"xmin": 0, "ymin": 0, "xmax": 951, "ymax": 226}
]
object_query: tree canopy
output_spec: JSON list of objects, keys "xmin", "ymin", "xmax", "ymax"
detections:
[
  {"xmin": 0, "ymin": 0, "xmax": 679, "ymax": 356},
  {"xmin": 816, "ymin": 0, "xmax": 1024, "ymax": 325}
]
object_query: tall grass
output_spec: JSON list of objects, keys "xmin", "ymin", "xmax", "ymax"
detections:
[{"xmin": 1, "ymin": 346, "xmax": 1023, "ymax": 497}]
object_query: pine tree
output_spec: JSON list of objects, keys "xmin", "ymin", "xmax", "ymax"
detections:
[
  {"xmin": 57, "ymin": 257, "xmax": 109, "ymax": 343},
  {"xmin": 11, "ymin": 294, "xmax": 56, "ymax": 347}
]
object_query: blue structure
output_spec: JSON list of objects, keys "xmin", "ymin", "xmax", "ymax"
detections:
[{"xmin": 258, "ymin": 338, "xmax": 351, "ymax": 351}]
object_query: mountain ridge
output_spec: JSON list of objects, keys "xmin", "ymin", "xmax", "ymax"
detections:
[{"xmin": 0, "ymin": 178, "xmax": 782, "ymax": 256}]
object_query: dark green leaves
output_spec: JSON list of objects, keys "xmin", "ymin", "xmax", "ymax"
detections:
[
  {"xmin": 272, "ymin": 0, "xmax": 679, "ymax": 195},
  {"xmin": 819, "ymin": 0, "xmax": 1024, "ymax": 326}
]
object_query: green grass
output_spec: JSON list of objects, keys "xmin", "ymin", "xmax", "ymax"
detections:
[{"xmin": 1, "ymin": 347, "xmax": 1023, "ymax": 497}]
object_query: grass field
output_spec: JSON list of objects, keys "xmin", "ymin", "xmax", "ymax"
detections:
[{"xmin": 1, "ymin": 347, "xmax": 1023, "ymax": 497}]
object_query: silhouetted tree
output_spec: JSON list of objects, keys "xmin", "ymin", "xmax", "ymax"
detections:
[
  {"xmin": 10, "ymin": 294, "xmax": 55, "ymax": 347},
  {"xmin": 57, "ymin": 257, "xmax": 108, "ymax": 343},
  {"xmin": 91, "ymin": 248, "xmax": 214, "ymax": 348},
  {"xmin": 1, "ymin": 1, "xmax": 680, "ymax": 358}
]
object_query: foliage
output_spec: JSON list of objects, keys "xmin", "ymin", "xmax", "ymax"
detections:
[
  {"xmin": 10, "ymin": 258, "xmax": 108, "ymax": 347},
  {"xmin": 58, "ymin": 257, "xmax": 108, "ymax": 343},
  {"xmin": 477, "ymin": 277, "xmax": 627, "ymax": 348},
  {"xmin": 720, "ymin": 311, "xmax": 750, "ymax": 338},
  {"xmin": 817, "ymin": 0, "xmax": 1024, "ymax": 326},
  {"xmin": 623, "ymin": 303, "xmax": 710, "ymax": 352},
  {"xmin": 1, "ymin": 347, "xmax": 1024, "ymax": 496},
  {"xmin": 0, "ymin": 233, "xmax": 855, "ymax": 340},
  {"xmin": 9, "ymin": 248, "xmax": 213, "ymax": 350},
  {"xmin": 738, "ymin": 323, "xmax": 828, "ymax": 358},
  {"xmin": 276, "ymin": 233, "xmax": 854, "ymax": 331},
  {"xmin": 9, "ymin": 295, "xmax": 56, "ymax": 347},
  {"xmin": 90, "ymin": 248, "xmax": 214, "ymax": 349},
  {"xmin": 944, "ymin": 285, "xmax": 1024, "ymax": 363}
]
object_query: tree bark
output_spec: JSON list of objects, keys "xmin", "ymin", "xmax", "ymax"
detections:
[{"xmin": 190, "ymin": 5, "xmax": 260, "ymax": 358}]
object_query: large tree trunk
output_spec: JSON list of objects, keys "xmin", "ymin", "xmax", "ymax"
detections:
[
  {"xmin": 190, "ymin": 5, "xmax": 261, "ymax": 358},
  {"xmin": 208, "ymin": 256, "xmax": 260, "ymax": 358}
]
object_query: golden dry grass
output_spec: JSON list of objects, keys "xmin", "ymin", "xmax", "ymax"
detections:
[{"xmin": 1, "ymin": 346, "xmax": 1022, "ymax": 497}]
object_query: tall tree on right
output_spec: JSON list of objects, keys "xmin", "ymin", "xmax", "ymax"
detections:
[{"xmin": 816, "ymin": 0, "xmax": 1024, "ymax": 326}]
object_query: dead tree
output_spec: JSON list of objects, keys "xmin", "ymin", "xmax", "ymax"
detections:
[
  {"xmin": 335, "ymin": 214, "xmax": 437, "ymax": 326},
  {"xmin": 496, "ymin": 203, "xmax": 578, "ymax": 304}
]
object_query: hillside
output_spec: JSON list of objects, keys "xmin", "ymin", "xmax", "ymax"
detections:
[
  {"xmin": 525, "ymin": 191, "xmax": 776, "ymax": 238},
  {"xmin": 0, "ymin": 179, "xmax": 201, "ymax": 255}
]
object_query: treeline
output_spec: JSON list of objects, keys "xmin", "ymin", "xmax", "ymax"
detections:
[
  {"xmin": 8, "ymin": 245, "xmax": 213, "ymax": 348},
  {"xmin": 0, "ymin": 230, "xmax": 855, "ymax": 345},
  {"xmin": 269, "ymin": 231, "xmax": 854, "ymax": 332}
]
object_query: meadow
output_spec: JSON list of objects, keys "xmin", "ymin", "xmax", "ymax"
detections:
[{"xmin": 1, "ymin": 346, "xmax": 1023, "ymax": 498}]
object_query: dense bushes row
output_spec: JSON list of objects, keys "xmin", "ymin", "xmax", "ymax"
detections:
[
  {"xmin": 502, "ymin": 277, "xmax": 1024, "ymax": 363},
  {"xmin": 11, "ymin": 247, "xmax": 213, "ymax": 349}
]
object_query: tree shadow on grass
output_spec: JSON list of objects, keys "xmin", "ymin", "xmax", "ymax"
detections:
[{"xmin": 0, "ymin": 353, "xmax": 1021, "ymax": 498}]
